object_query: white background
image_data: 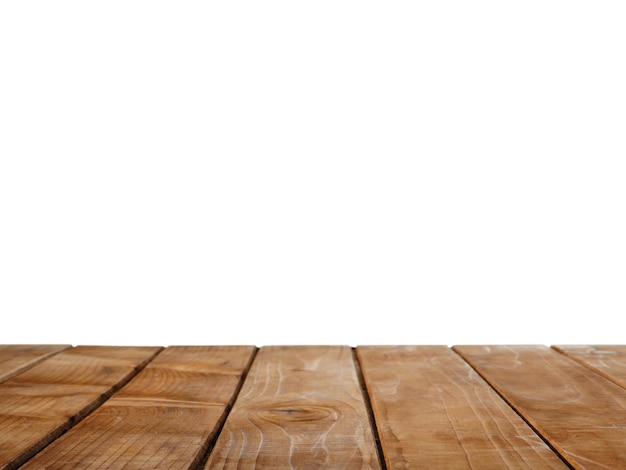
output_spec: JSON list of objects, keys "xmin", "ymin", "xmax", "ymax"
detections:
[{"xmin": 1, "ymin": 1, "xmax": 624, "ymax": 346}]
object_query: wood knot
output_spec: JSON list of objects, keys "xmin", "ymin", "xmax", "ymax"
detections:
[{"xmin": 254, "ymin": 403, "xmax": 339, "ymax": 424}]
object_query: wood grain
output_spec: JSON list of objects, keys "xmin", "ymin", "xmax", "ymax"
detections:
[
  {"xmin": 455, "ymin": 345, "xmax": 626, "ymax": 470},
  {"xmin": 21, "ymin": 346, "xmax": 256, "ymax": 470},
  {"xmin": 0, "ymin": 345, "xmax": 70, "ymax": 383},
  {"xmin": 357, "ymin": 346, "xmax": 566, "ymax": 469},
  {"xmin": 204, "ymin": 346, "xmax": 381, "ymax": 469},
  {"xmin": 553, "ymin": 345, "xmax": 626, "ymax": 391},
  {"xmin": 0, "ymin": 346, "xmax": 160, "ymax": 470}
]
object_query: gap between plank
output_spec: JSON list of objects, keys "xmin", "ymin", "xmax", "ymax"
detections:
[
  {"xmin": 0, "ymin": 345, "xmax": 72, "ymax": 385},
  {"xmin": 192, "ymin": 346, "xmax": 260, "ymax": 470},
  {"xmin": 352, "ymin": 347, "xmax": 388, "ymax": 470},
  {"xmin": 450, "ymin": 347, "xmax": 575, "ymax": 470},
  {"xmin": 551, "ymin": 345, "xmax": 626, "ymax": 392},
  {"xmin": 12, "ymin": 347, "xmax": 165, "ymax": 470}
]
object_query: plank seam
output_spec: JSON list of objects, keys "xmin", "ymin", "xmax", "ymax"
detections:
[
  {"xmin": 352, "ymin": 347, "xmax": 388, "ymax": 470},
  {"xmin": 451, "ymin": 347, "xmax": 575, "ymax": 470},
  {"xmin": 9, "ymin": 346, "xmax": 165, "ymax": 470},
  {"xmin": 191, "ymin": 346, "xmax": 260, "ymax": 470},
  {"xmin": 551, "ymin": 345, "xmax": 626, "ymax": 392},
  {"xmin": 0, "ymin": 345, "xmax": 72, "ymax": 385}
]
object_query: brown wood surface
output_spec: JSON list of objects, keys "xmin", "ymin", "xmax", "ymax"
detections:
[
  {"xmin": 1, "ymin": 344, "xmax": 625, "ymax": 468},
  {"xmin": 553, "ymin": 345, "xmax": 626, "ymax": 391},
  {"xmin": 22, "ymin": 346, "xmax": 256, "ymax": 469},
  {"xmin": 204, "ymin": 346, "xmax": 381, "ymax": 469},
  {"xmin": 455, "ymin": 345, "xmax": 626, "ymax": 470},
  {"xmin": 357, "ymin": 346, "xmax": 566, "ymax": 469},
  {"xmin": 0, "ymin": 346, "xmax": 160, "ymax": 470},
  {"xmin": 0, "ymin": 345, "xmax": 70, "ymax": 383}
]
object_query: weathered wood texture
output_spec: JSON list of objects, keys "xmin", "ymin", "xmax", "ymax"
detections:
[
  {"xmin": 455, "ymin": 345, "xmax": 626, "ymax": 470},
  {"xmin": 553, "ymin": 345, "xmax": 626, "ymax": 390},
  {"xmin": 0, "ymin": 345, "xmax": 69, "ymax": 383},
  {"xmin": 205, "ymin": 346, "xmax": 381, "ymax": 469},
  {"xmin": 3, "ymin": 344, "xmax": 626, "ymax": 469},
  {"xmin": 21, "ymin": 346, "xmax": 256, "ymax": 469},
  {"xmin": 357, "ymin": 346, "xmax": 567, "ymax": 469},
  {"xmin": 0, "ymin": 346, "xmax": 160, "ymax": 470}
]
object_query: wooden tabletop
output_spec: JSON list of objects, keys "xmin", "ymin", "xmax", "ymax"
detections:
[{"xmin": 0, "ymin": 345, "xmax": 624, "ymax": 469}]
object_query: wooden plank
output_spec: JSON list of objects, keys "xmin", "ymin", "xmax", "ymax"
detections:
[
  {"xmin": 0, "ymin": 345, "xmax": 160, "ymax": 470},
  {"xmin": 553, "ymin": 345, "xmax": 626, "ymax": 391},
  {"xmin": 0, "ymin": 345, "xmax": 70, "ymax": 383},
  {"xmin": 204, "ymin": 346, "xmax": 381, "ymax": 469},
  {"xmin": 21, "ymin": 346, "xmax": 256, "ymax": 469},
  {"xmin": 455, "ymin": 345, "xmax": 626, "ymax": 470},
  {"xmin": 356, "ymin": 346, "xmax": 567, "ymax": 469}
]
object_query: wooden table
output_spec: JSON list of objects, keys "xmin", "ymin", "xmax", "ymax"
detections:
[{"xmin": 1, "ymin": 344, "xmax": 625, "ymax": 469}]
